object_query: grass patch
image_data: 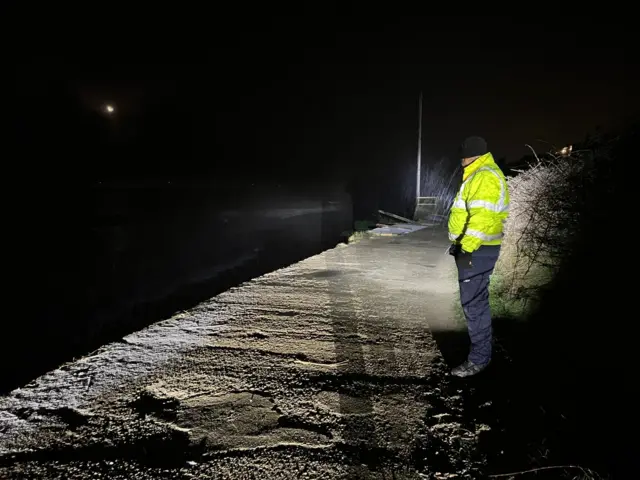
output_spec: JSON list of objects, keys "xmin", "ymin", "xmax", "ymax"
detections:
[
  {"xmin": 488, "ymin": 271, "xmax": 527, "ymax": 320},
  {"xmin": 346, "ymin": 230, "xmax": 369, "ymax": 244},
  {"xmin": 450, "ymin": 260, "xmax": 550, "ymax": 327},
  {"xmin": 341, "ymin": 219, "xmax": 378, "ymax": 244},
  {"xmin": 488, "ymin": 264, "xmax": 552, "ymax": 322}
]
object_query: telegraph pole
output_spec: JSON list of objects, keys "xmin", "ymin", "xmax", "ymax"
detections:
[{"xmin": 416, "ymin": 91, "xmax": 423, "ymax": 200}]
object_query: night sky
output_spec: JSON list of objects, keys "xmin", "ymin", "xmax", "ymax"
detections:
[{"xmin": 13, "ymin": 14, "xmax": 638, "ymax": 185}]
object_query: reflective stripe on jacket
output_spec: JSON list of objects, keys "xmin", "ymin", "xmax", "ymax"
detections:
[{"xmin": 448, "ymin": 152, "xmax": 510, "ymax": 253}]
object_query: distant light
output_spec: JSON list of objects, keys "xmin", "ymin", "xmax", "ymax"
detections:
[
  {"xmin": 558, "ymin": 145, "xmax": 572, "ymax": 157},
  {"xmin": 104, "ymin": 104, "xmax": 115, "ymax": 114}
]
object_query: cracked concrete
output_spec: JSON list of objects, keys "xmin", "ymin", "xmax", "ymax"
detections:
[{"xmin": 0, "ymin": 226, "xmax": 485, "ymax": 479}]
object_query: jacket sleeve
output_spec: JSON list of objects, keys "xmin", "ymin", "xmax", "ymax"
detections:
[{"xmin": 460, "ymin": 172, "xmax": 502, "ymax": 253}]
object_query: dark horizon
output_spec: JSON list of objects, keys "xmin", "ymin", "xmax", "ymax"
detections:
[{"xmin": 12, "ymin": 14, "xmax": 639, "ymax": 190}]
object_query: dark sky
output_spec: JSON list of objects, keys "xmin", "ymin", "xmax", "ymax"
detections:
[{"xmin": 13, "ymin": 14, "xmax": 639, "ymax": 183}]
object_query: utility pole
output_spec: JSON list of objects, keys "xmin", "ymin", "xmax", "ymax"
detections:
[{"xmin": 416, "ymin": 91, "xmax": 423, "ymax": 201}]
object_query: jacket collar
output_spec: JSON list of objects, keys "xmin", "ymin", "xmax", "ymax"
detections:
[{"xmin": 463, "ymin": 152, "xmax": 495, "ymax": 180}]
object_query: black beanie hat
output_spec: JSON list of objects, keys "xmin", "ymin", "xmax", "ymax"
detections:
[{"xmin": 460, "ymin": 136, "xmax": 488, "ymax": 158}]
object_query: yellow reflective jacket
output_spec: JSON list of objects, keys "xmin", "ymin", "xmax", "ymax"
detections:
[{"xmin": 448, "ymin": 152, "xmax": 510, "ymax": 253}]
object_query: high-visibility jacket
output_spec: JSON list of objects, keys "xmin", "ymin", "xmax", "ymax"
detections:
[{"xmin": 448, "ymin": 152, "xmax": 510, "ymax": 253}]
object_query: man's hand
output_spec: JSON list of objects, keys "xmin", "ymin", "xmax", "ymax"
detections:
[
  {"xmin": 456, "ymin": 250, "xmax": 473, "ymax": 270},
  {"xmin": 449, "ymin": 244, "xmax": 472, "ymax": 269}
]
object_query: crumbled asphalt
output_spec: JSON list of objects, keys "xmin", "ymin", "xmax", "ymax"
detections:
[{"xmin": 0, "ymin": 227, "xmax": 488, "ymax": 479}]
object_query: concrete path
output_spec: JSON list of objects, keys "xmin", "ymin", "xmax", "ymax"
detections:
[{"xmin": 0, "ymin": 227, "xmax": 483, "ymax": 479}]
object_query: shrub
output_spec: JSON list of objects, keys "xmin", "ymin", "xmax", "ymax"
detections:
[{"xmin": 493, "ymin": 147, "xmax": 594, "ymax": 314}]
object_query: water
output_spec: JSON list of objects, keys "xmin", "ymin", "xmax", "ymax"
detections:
[{"xmin": 3, "ymin": 182, "xmax": 352, "ymax": 392}]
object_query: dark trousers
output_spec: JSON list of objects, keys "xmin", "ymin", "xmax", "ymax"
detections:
[{"xmin": 455, "ymin": 245, "xmax": 500, "ymax": 366}]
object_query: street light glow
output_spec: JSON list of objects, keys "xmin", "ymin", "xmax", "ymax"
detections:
[
  {"xmin": 105, "ymin": 104, "xmax": 115, "ymax": 114},
  {"xmin": 559, "ymin": 145, "xmax": 572, "ymax": 156}
]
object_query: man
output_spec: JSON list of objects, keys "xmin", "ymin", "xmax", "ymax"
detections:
[{"xmin": 448, "ymin": 136, "xmax": 510, "ymax": 378}]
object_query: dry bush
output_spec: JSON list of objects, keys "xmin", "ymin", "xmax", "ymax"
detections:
[
  {"xmin": 495, "ymin": 149, "xmax": 593, "ymax": 304},
  {"xmin": 401, "ymin": 158, "xmax": 460, "ymax": 218}
]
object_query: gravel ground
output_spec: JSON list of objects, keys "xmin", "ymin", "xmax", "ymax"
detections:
[{"xmin": 0, "ymin": 227, "xmax": 487, "ymax": 479}]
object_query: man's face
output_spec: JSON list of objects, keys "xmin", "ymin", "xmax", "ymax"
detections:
[{"xmin": 461, "ymin": 155, "xmax": 482, "ymax": 167}]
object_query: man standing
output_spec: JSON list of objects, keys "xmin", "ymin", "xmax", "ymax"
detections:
[{"xmin": 448, "ymin": 136, "xmax": 510, "ymax": 377}]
